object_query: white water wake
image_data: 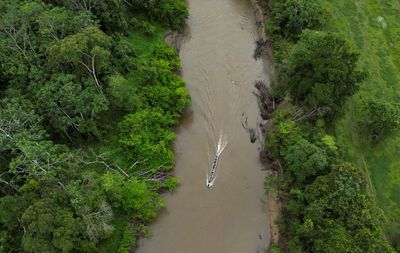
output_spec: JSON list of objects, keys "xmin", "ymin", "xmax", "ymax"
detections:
[
  {"xmin": 216, "ymin": 133, "xmax": 228, "ymax": 156},
  {"xmin": 206, "ymin": 133, "xmax": 228, "ymax": 188}
]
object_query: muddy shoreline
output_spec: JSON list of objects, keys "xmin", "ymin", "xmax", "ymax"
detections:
[{"xmin": 249, "ymin": 0, "xmax": 282, "ymax": 251}]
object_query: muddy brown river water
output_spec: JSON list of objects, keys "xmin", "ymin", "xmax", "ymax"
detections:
[{"xmin": 137, "ymin": 0, "xmax": 271, "ymax": 252}]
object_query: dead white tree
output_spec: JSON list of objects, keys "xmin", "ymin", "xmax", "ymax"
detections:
[
  {"xmin": 78, "ymin": 150, "xmax": 138, "ymax": 181},
  {"xmin": 82, "ymin": 202, "xmax": 114, "ymax": 242},
  {"xmin": 69, "ymin": 0, "xmax": 94, "ymax": 12},
  {"xmin": 0, "ymin": 12, "xmax": 37, "ymax": 58}
]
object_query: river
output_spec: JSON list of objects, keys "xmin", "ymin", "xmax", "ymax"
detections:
[{"xmin": 137, "ymin": 0, "xmax": 271, "ymax": 252}]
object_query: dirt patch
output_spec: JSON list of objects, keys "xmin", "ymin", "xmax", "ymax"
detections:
[
  {"xmin": 164, "ymin": 26, "xmax": 185, "ymax": 52},
  {"xmin": 265, "ymin": 169, "xmax": 281, "ymax": 247},
  {"xmin": 250, "ymin": 0, "xmax": 274, "ymax": 62},
  {"xmin": 250, "ymin": 0, "xmax": 268, "ymax": 41},
  {"xmin": 248, "ymin": 0, "xmax": 283, "ymax": 249},
  {"xmin": 254, "ymin": 80, "xmax": 282, "ymax": 250}
]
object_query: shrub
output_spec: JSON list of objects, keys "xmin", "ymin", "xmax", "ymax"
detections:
[
  {"xmin": 102, "ymin": 173, "xmax": 163, "ymax": 221},
  {"xmin": 360, "ymin": 98, "xmax": 400, "ymax": 141},
  {"xmin": 269, "ymin": 0, "xmax": 325, "ymax": 39},
  {"xmin": 285, "ymin": 30, "xmax": 364, "ymax": 114},
  {"xmin": 131, "ymin": 0, "xmax": 188, "ymax": 29},
  {"xmin": 118, "ymin": 110, "xmax": 176, "ymax": 170},
  {"xmin": 283, "ymin": 138, "xmax": 328, "ymax": 184}
]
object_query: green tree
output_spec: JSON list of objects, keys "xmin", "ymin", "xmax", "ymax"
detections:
[
  {"xmin": 0, "ymin": 1, "xmax": 190, "ymax": 252},
  {"xmin": 34, "ymin": 73, "xmax": 109, "ymax": 135},
  {"xmin": 305, "ymin": 220, "xmax": 361, "ymax": 253},
  {"xmin": 118, "ymin": 110, "xmax": 176, "ymax": 170},
  {"xmin": 0, "ymin": 92, "xmax": 72, "ymax": 186},
  {"xmin": 47, "ymin": 26, "xmax": 111, "ymax": 95},
  {"xmin": 0, "ymin": 94, "xmax": 43, "ymax": 151},
  {"xmin": 130, "ymin": 0, "xmax": 188, "ymax": 29},
  {"xmin": 283, "ymin": 138, "xmax": 328, "ymax": 184},
  {"xmin": 267, "ymin": 118, "xmax": 302, "ymax": 158},
  {"xmin": 360, "ymin": 98, "xmax": 400, "ymax": 140},
  {"xmin": 21, "ymin": 199, "xmax": 81, "ymax": 253},
  {"xmin": 48, "ymin": 0, "xmax": 128, "ymax": 31},
  {"xmin": 286, "ymin": 30, "xmax": 364, "ymax": 114},
  {"xmin": 37, "ymin": 6, "xmax": 94, "ymax": 42},
  {"xmin": 0, "ymin": 195, "xmax": 31, "ymax": 252},
  {"xmin": 102, "ymin": 172, "xmax": 163, "ymax": 221},
  {"xmin": 0, "ymin": 1, "xmax": 44, "ymax": 83},
  {"xmin": 108, "ymin": 75, "xmax": 142, "ymax": 113},
  {"xmin": 269, "ymin": 0, "xmax": 325, "ymax": 39}
]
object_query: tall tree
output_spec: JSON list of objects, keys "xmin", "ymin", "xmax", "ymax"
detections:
[
  {"xmin": 285, "ymin": 30, "xmax": 364, "ymax": 115},
  {"xmin": 47, "ymin": 26, "xmax": 111, "ymax": 95},
  {"xmin": 360, "ymin": 98, "xmax": 400, "ymax": 140},
  {"xmin": 270, "ymin": 0, "xmax": 325, "ymax": 39},
  {"xmin": 283, "ymin": 138, "xmax": 328, "ymax": 184},
  {"xmin": 34, "ymin": 73, "xmax": 109, "ymax": 135}
]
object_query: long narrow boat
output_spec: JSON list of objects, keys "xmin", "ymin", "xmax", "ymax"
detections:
[{"xmin": 207, "ymin": 154, "xmax": 220, "ymax": 188}]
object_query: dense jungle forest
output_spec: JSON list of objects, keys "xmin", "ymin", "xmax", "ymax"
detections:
[
  {"xmin": 0, "ymin": 0, "xmax": 190, "ymax": 252},
  {"xmin": 1, "ymin": 0, "xmax": 400, "ymax": 252}
]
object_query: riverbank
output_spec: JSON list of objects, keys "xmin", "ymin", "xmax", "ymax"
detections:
[
  {"xmin": 249, "ymin": 0, "xmax": 282, "ymax": 250},
  {"xmin": 259, "ymin": 0, "xmax": 397, "ymax": 252}
]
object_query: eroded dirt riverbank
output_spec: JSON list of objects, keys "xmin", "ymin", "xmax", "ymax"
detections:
[{"xmin": 137, "ymin": 0, "xmax": 272, "ymax": 252}]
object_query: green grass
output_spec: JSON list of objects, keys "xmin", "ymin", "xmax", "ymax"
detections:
[
  {"xmin": 322, "ymin": 0, "xmax": 400, "ymax": 246},
  {"xmin": 128, "ymin": 26, "xmax": 166, "ymax": 56}
]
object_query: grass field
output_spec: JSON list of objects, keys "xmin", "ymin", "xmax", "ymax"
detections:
[{"xmin": 322, "ymin": 0, "xmax": 400, "ymax": 246}]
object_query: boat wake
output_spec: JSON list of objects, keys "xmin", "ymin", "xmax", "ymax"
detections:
[{"xmin": 206, "ymin": 133, "xmax": 228, "ymax": 188}]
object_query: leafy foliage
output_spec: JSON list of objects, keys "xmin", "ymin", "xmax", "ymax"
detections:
[
  {"xmin": 21, "ymin": 199, "xmax": 81, "ymax": 253},
  {"xmin": 130, "ymin": 0, "xmax": 188, "ymax": 29},
  {"xmin": 269, "ymin": 0, "xmax": 325, "ymax": 39},
  {"xmin": 0, "ymin": 0, "xmax": 189, "ymax": 251},
  {"xmin": 119, "ymin": 110, "xmax": 176, "ymax": 170},
  {"xmin": 34, "ymin": 73, "xmax": 109, "ymax": 135},
  {"xmin": 267, "ymin": 2, "xmax": 395, "ymax": 250},
  {"xmin": 267, "ymin": 116, "xmax": 302, "ymax": 158},
  {"xmin": 283, "ymin": 139, "xmax": 328, "ymax": 184},
  {"xmin": 102, "ymin": 173, "xmax": 163, "ymax": 221},
  {"xmin": 360, "ymin": 98, "xmax": 400, "ymax": 140},
  {"xmin": 285, "ymin": 30, "xmax": 364, "ymax": 114}
]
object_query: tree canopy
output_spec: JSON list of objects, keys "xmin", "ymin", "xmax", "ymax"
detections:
[
  {"xmin": 269, "ymin": 0, "xmax": 325, "ymax": 39},
  {"xmin": 360, "ymin": 98, "xmax": 400, "ymax": 141},
  {"xmin": 285, "ymin": 30, "xmax": 364, "ymax": 114},
  {"xmin": 0, "ymin": 0, "xmax": 189, "ymax": 252}
]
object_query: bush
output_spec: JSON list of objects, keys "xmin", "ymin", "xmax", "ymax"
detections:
[
  {"xmin": 118, "ymin": 109, "xmax": 176, "ymax": 170},
  {"xmin": 269, "ymin": 0, "xmax": 325, "ymax": 39},
  {"xmin": 283, "ymin": 138, "xmax": 328, "ymax": 184},
  {"xmin": 131, "ymin": 17, "xmax": 156, "ymax": 35},
  {"xmin": 102, "ymin": 173, "xmax": 163, "ymax": 221},
  {"xmin": 360, "ymin": 98, "xmax": 400, "ymax": 141},
  {"xmin": 267, "ymin": 117, "xmax": 302, "ymax": 158},
  {"xmin": 131, "ymin": 0, "xmax": 188, "ymax": 29},
  {"xmin": 285, "ymin": 30, "xmax": 364, "ymax": 114}
]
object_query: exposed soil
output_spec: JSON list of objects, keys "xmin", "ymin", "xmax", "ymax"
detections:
[
  {"xmin": 164, "ymin": 26, "xmax": 185, "ymax": 52},
  {"xmin": 254, "ymin": 80, "xmax": 282, "ymax": 251},
  {"xmin": 248, "ymin": 1, "xmax": 284, "ymax": 250},
  {"xmin": 250, "ymin": 0, "xmax": 274, "ymax": 62}
]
